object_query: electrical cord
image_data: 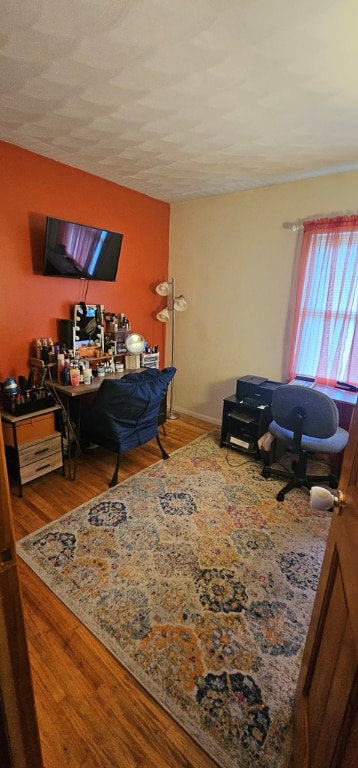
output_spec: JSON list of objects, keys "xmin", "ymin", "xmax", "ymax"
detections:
[
  {"xmin": 224, "ymin": 448, "xmax": 258, "ymax": 468},
  {"xmin": 211, "ymin": 433, "xmax": 259, "ymax": 468},
  {"xmin": 45, "ymin": 366, "xmax": 82, "ymax": 458}
]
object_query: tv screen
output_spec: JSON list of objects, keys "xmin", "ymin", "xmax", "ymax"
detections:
[{"xmin": 43, "ymin": 217, "xmax": 123, "ymax": 281}]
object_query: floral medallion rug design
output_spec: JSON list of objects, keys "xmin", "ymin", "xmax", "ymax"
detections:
[{"xmin": 17, "ymin": 431, "xmax": 332, "ymax": 768}]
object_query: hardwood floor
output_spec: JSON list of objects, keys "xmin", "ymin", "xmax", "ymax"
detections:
[{"xmin": 10, "ymin": 415, "xmax": 220, "ymax": 768}]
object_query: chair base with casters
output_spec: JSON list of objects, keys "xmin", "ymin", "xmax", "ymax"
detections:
[
  {"xmin": 262, "ymin": 451, "xmax": 339, "ymax": 502},
  {"xmin": 261, "ymin": 384, "xmax": 349, "ymax": 502},
  {"xmin": 79, "ymin": 367, "xmax": 176, "ymax": 487}
]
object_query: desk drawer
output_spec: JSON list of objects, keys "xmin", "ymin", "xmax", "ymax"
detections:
[
  {"xmin": 20, "ymin": 450, "xmax": 63, "ymax": 485},
  {"xmin": 18, "ymin": 432, "xmax": 62, "ymax": 467}
]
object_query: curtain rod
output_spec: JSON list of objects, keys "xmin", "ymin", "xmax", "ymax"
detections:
[
  {"xmin": 287, "ymin": 212, "xmax": 358, "ymax": 232},
  {"xmin": 287, "ymin": 223, "xmax": 303, "ymax": 232}
]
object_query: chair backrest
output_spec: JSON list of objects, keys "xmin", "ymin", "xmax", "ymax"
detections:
[
  {"xmin": 271, "ymin": 384, "xmax": 339, "ymax": 439},
  {"xmin": 92, "ymin": 366, "xmax": 175, "ymax": 424},
  {"xmin": 81, "ymin": 367, "xmax": 176, "ymax": 453}
]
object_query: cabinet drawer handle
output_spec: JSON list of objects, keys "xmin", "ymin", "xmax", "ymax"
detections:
[
  {"xmin": 36, "ymin": 464, "xmax": 51, "ymax": 472},
  {"xmin": 34, "ymin": 447, "xmax": 50, "ymax": 456}
]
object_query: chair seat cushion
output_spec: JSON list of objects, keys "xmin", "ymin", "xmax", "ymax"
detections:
[
  {"xmin": 269, "ymin": 421, "xmax": 349, "ymax": 454},
  {"xmin": 80, "ymin": 367, "xmax": 176, "ymax": 454}
]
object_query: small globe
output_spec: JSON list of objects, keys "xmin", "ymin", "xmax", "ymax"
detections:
[{"xmin": 4, "ymin": 377, "xmax": 18, "ymax": 396}]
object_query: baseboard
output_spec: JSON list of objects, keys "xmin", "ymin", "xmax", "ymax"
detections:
[{"xmin": 173, "ymin": 406, "xmax": 220, "ymax": 426}]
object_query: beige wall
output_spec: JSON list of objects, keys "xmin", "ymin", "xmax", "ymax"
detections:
[{"xmin": 169, "ymin": 170, "xmax": 358, "ymax": 423}]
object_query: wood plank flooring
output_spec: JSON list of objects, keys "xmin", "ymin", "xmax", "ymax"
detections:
[{"xmin": 11, "ymin": 415, "xmax": 221, "ymax": 768}]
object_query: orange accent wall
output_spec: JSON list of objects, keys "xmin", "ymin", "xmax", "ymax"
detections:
[{"xmin": 0, "ymin": 141, "xmax": 170, "ymax": 381}]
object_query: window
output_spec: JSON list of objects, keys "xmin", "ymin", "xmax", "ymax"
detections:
[{"xmin": 289, "ymin": 216, "xmax": 358, "ymax": 387}]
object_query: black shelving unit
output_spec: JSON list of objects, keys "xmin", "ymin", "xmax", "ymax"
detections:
[
  {"xmin": 220, "ymin": 394, "xmax": 271, "ymax": 456},
  {"xmin": 220, "ymin": 376, "xmax": 282, "ymax": 457}
]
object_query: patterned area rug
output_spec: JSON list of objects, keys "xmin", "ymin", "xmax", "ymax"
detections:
[{"xmin": 17, "ymin": 431, "xmax": 331, "ymax": 768}]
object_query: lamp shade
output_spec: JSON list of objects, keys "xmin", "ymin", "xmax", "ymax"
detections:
[
  {"xmin": 155, "ymin": 281, "xmax": 170, "ymax": 296},
  {"xmin": 310, "ymin": 486, "xmax": 335, "ymax": 511},
  {"xmin": 173, "ymin": 295, "xmax": 187, "ymax": 312},
  {"xmin": 156, "ymin": 308, "xmax": 170, "ymax": 322}
]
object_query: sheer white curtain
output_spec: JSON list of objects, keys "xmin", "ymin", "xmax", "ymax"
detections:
[{"xmin": 289, "ymin": 216, "xmax": 358, "ymax": 387}]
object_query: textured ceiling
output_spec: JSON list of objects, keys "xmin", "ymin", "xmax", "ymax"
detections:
[{"xmin": 1, "ymin": 0, "xmax": 358, "ymax": 202}]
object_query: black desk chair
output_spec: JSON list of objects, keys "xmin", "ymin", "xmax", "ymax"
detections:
[
  {"xmin": 80, "ymin": 367, "xmax": 176, "ymax": 486},
  {"xmin": 262, "ymin": 384, "xmax": 349, "ymax": 501}
]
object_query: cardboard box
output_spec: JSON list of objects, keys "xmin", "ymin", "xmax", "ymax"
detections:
[{"xmin": 125, "ymin": 354, "xmax": 141, "ymax": 369}]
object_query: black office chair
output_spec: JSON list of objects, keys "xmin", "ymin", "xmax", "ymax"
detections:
[{"xmin": 261, "ymin": 384, "xmax": 349, "ymax": 502}]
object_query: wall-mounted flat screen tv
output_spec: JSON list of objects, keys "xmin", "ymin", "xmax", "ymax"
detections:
[{"xmin": 43, "ymin": 217, "xmax": 123, "ymax": 281}]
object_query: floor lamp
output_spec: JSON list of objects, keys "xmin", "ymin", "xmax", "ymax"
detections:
[{"xmin": 155, "ymin": 277, "xmax": 187, "ymax": 419}]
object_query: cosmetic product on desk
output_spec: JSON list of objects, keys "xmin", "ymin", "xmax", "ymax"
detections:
[
  {"xmin": 83, "ymin": 365, "xmax": 92, "ymax": 385},
  {"xmin": 69, "ymin": 363, "xmax": 80, "ymax": 386},
  {"xmin": 57, "ymin": 353, "xmax": 65, "ymax": 382},
  {"xmin": 61, "ymin": 364, "xmax": 71, "ymax": 386}
]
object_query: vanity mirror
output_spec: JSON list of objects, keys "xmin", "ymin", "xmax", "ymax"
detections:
[{"xmin": 73, "ymin": 303, "xmax": 104, "ymax": 355}]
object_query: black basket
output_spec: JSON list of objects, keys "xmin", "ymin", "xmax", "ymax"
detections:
[{"xmin": 2, "ymin": 387, "xmax": 56, "ymax": 416}]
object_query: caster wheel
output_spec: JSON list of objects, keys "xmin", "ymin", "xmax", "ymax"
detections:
[
  {"xmin": 276, "ymin": 491, "xmax": 285, "ymax": 502},
  {"xmin": 262, "ymin": 467, "xmax": 270, "ymax": 479}
]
